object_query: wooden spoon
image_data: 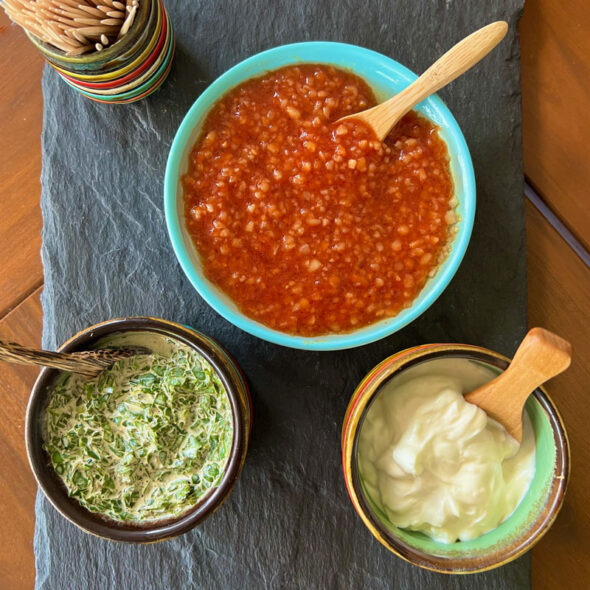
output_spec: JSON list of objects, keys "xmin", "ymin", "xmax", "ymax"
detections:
[
  {"xmin": 464, "ymin": 328, "xmax": 572, "ymax": 443},
  {"xmin": 338, "ymin": 21, "xmax": 508, "ymax": 141},
  {"xmin": 0, "ymin": 340, "xmax": 149, "ymax": 379}
]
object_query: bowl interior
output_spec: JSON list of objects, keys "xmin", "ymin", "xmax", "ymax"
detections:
[
  {"xmin": 350, "ymin": 350, "xmax": 568, "ymax": 571},
  {"xmin": 165, "ymin": 42, "xmax": 475, "ymax": 351},
  {"xmin": 26, "ymin": 318, "xmax": 248, "ymax": 543}
]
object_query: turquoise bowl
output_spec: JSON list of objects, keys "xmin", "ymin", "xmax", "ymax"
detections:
[{"xmin": 165, "ymin": 41, "xmax": 476, "ymax": 351}]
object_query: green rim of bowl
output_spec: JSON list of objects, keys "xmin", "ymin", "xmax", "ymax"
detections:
[{"xmin": 361, "ymin": 397, "xmax": 558, "ymax": 556}]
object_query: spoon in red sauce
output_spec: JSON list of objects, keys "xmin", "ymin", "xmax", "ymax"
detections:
[{"xmin": 339, "ymin": 21, "xmax": 508, "ymax": 141}]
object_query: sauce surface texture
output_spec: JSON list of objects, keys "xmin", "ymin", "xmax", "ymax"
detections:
[
  {"xmin": 184, "ymin": 64, "xmax": 455, "ymax": 335},
  {"xmin": 43, "ymin": 338, "xmax": 233, "ymax": 523}
]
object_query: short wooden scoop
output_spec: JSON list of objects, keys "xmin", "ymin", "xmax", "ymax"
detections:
[
  {"xmin": 464, "ymin": 328, "xmax": 572, "ymax": 443},
  {"xmin": 0, "ymin": 340, "xmax": 149, "ymax": 379},
  {"xmin": 339, "ymin": 21, "xmax": 508, "ymax": 141}
]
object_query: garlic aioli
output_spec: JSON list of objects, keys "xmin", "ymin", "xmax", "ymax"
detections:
[{"xmin": 358, "ymin": 358, "xmax": 536, "ymax": 544}]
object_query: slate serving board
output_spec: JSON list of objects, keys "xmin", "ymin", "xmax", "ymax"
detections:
[{"xmin": 35, "ymin": 0, "xmax": 527, "ymax": 588}]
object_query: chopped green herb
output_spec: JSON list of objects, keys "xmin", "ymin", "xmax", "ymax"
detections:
[{"xmin": 43, "ymin": 341, "xmax": 233, "ymax": 523}]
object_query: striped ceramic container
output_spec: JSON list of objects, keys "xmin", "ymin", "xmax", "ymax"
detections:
[
  {"xmin": 28, "ymin": 0, "xmax": 174, "ymax": 104},
  {"xmin": 341, "ymin": 343, "xmax": 569, "ymax": 573}
]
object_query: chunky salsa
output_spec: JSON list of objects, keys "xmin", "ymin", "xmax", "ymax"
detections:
[{"xmin": 183, "ymin": 64, "xmax": 456, "ymax": 336}]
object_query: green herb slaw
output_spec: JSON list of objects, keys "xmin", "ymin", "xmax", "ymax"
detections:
[{"xmin": 43, "ymin": 337, "xmax": 233, "ymax": 523}]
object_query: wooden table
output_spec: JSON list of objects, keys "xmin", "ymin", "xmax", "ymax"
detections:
[{"xmin": 1, "ymin": 2, "xmax": 588, "ymax": 587}]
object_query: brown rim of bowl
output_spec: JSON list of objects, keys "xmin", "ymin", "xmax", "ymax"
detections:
[
  {"xmin": 344, "ymin": 344, "xmax": 570, "ymax": 573},
  {"xmin": 26, "ymin": 0, "xmax": 153, "ymax": 69},
  {"xmin": 25, "ymin": 316, "xmax": 251, "ymax": 543}
]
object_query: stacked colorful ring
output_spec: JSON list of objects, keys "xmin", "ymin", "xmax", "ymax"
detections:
[{"xmin": 27, "ymin": 0, "xmax": 174, "ymax": 104}]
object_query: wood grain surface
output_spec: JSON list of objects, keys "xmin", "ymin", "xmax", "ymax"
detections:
[
  {"xmin": 527, "ymin": 201, "xmax": 590, "ymax": 590},
  {"xmin": 0, "ymin": 3, "xmax": 589, "ymax": 589},
  {"xmin": 0, "ymin": 13, "xmax": 44, "ymax": 318},
  {"xmin": 0, "ymin": 289, "xmax": 42, "ymax": 590},
  {"xmin": 520, "ymin": 0, "xmax": 590, "ymax": 250}
]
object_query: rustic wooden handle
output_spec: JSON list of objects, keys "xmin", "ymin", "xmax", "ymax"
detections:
[
  {"xmin": 345, "ymin": 21, "xmax": 508, "ymax": 140},
  {"xmin": 465, "ymin": 328, "xmax": 572, "ymax": 442},
  {"xmin": 0, "ymin": 340, "xmax": 150, "ymax": 378}
]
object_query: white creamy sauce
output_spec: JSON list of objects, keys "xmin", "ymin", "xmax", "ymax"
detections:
[{"xmin": 358, "ymin": 358, "xmax": 536, "ymax": 543}]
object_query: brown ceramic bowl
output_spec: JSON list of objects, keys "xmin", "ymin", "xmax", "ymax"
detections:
[
  {"xmin": 341, "ymin": 343, "xmax": 569, "ymax": 573},
  {"xmin": 26, "ymin": 317, "xmax": 251, "ymax": 543}
]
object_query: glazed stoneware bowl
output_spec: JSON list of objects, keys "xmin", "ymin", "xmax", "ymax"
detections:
[
  {"xmin": 58, "ymin": 2, "xmax": 170, "ymax": 91},
  {"xmin": 27, "ymin": 0, "xmax": 153, "ymax": 74},
  {"xmin": 61, "ymin": 24, "xmax": 175, "ymax": 103},
  {"xmin": 341, "ymin": 343, "xmax": 569, "ymax": 573},
  {"xmin": 56, "ymin": 0, "xmax": 166, "ymax": 88},
  {"xmin": 165, "ymin": 41, "xmax": 476, "ymax": 351},
  {"xmin": 25, "ymin": 317, "xmax": 251, "ymax": 543}
]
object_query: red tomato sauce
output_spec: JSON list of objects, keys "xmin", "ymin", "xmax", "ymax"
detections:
[{"xmin": 183, "ymin": 64, "xmax": 455, "ymax": 336}]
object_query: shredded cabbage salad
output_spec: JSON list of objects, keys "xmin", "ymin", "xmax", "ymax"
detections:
[{"xmin": 43, "ymin": 342, "xmax": 233, "ymax": 522}]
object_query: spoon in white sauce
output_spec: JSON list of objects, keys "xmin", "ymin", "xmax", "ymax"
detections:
[{"xmin": 465, "ymin": 327, "xmax": 571, "ymax": 442}]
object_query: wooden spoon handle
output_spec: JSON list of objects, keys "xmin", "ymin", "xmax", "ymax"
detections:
[
  {"xmin": 505, "ymin": 328, "xmax": 572, "ymax": 389},
  {"xmin": 465, "ymin": 328, "xmax": 572, "ymax": 441},
  {"xmin": 0, "ymin": 340, "xmax": 106, "ymax": 377},
  {"xmin": 361, "ymin": 21, "xmax": 508, "ymax": 140},
  {"xmin": 0, "ymin": 340, "xmax": 149, "ymax": 378}
]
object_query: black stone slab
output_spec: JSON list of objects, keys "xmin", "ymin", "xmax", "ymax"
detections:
[{"xmin": 35, "ymin": 1, "xmax": 527, "ymax": 588}]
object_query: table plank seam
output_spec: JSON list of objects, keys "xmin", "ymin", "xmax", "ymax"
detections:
[
  {"xmin": 525, "ymin": 180, "xmax": 590, "ymax": 268},
  {"xmin": 0, "ymin": 279, "xmax": 44, "ymax": 322}
]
